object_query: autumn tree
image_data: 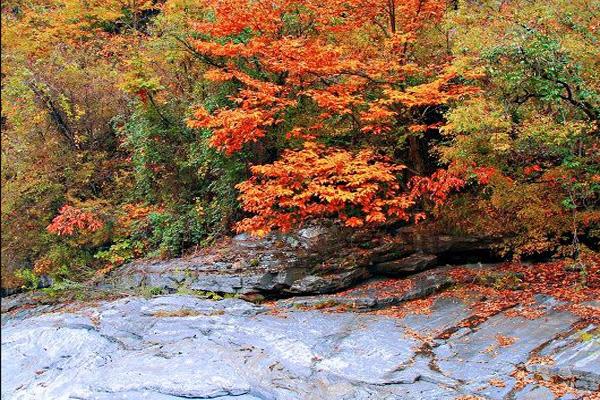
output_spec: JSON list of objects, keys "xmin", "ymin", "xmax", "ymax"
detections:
[
  {"xmin": 184, "ymin": 0, "xmax": 480, "ymax": 234},
  {"xmin": 1, "ymin": 0, "xmax": 149, "ymax": 283},
  {"xmin": 437, "ymin": 0, "xmax": 600, "ymax": 257}
]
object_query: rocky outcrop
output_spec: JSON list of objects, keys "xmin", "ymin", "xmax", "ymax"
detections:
[
  {"xmin": 103, "ymin": 224, "xmax": 498, "ymax": 297},
  {"xmin": 2, "ymin": 289, "xmax": 597, "ymax": 399},
  {"xmin": 276, "ymin": 266, "xmax": 456, "ymax": 310},
  {"xmin": 525, "ymin": 310, "xmax": 600, "ymax": 392},
  {"xmin": 371, "ymin": 253, "xmax": 439, "ymax": 276},
  {"xmin": 102, "ymin": 224, "xmax": 374, "ymax": 296},
  {"xmin": 4, "ymin": 223, "xmax": 596, "ymax": 400}
]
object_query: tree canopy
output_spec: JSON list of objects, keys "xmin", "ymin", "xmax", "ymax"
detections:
[{"xmin": 2, "ymin": 0, "xmax": 598, "ymax": 288}]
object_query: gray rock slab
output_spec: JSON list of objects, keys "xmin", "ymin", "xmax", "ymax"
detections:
[
  {"xmin": 528, "ymin": 323, "xmax": 600, "ymax": 391},
  {"xmin": 2, "ymin": 293, "xmax": 597, "ymax": 399},
  {"xmin": 514, "ymin": 384, "xmax": 555, "ymax": 400},
  {"xmin": 433, "ymin": 300, "xmax": 585, "ymax": 399}
]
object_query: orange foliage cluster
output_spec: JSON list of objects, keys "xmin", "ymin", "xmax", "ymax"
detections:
[
  {"xmin": 410, "ymin": 162, "xmax": 498, "ymax": 207},
  {"xmin": 236, "ymin": 144, "xmax": 500, "ymax": 234},
  {"xmin": 495, "ymin": 334, "xmax": 517, "ymax": 347},
  {"xmin": 235, "ymin": 142, "xmax": 414, "ymax": 235},
  {"xmin": 117, "ymin": 203, "xmax": 163, "ymax": 231},
  {"xmin": 188, "ymin": 71, "xmax": 294, "ymax": 155},
  {"xmin": 488, "ymin": 378, "xmax": 506, "ymax": 388},
  {"xmin": 409, "ymin": 168, "xmax": 468, "ymax": 207},
  {"xmin": 46, "ymin": 205, "xmax": 104, "ymax": 236},
  {"xmin": 32, "ymin": 257, "xmax": 54, "ymax": 276},
  {"xmin": 186, "ymin": 0, "xmax": 478, "ymax": 153},
  {"xmin": 184, "ymin": 0, "xmax": 482, "ymax": 233}
]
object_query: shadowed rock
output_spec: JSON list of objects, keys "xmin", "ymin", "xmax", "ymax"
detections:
[
  {"xmin": 101, "ymin": 225, "xmax": 498, "ymax": 297},
  {"xmin": 371, "ymin": 253, "xmax": 438, "ymax": 276}
]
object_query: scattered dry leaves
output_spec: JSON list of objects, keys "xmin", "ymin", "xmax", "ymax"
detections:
[
  {"xmin": 488, "ymin": 378, "xmax": 506, "ymax": 387},
  {"xmin": 496, "ymin": 334, "xmax": 517, "ymax": 347}
]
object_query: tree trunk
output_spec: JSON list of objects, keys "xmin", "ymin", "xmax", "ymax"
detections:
[{"xmin": 408, "ymin": 135, "xmax": 426, "ymax": 175}]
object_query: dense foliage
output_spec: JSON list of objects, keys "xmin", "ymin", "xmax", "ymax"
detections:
[{"xmin": 2, "ymin": 0, "xmax": 598, "ymax": 289}]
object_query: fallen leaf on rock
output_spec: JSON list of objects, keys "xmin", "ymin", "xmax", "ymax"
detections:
[
  {"xmin": 489, "ymin": 378, "xmax": 506, "ymax": 387},
  {"xmin": 496, "ymin": 334, "xmax": 517, "ymax": 347}
]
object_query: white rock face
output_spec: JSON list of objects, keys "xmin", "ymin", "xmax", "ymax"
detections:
[{"xmin": 2, "ymin": 295, "xmax": 598, "ymax": 400}]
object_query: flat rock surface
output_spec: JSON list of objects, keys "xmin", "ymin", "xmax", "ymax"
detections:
[{"xmin": 2, "ymin": 291, "xmax": 598, "ymax": 400}]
